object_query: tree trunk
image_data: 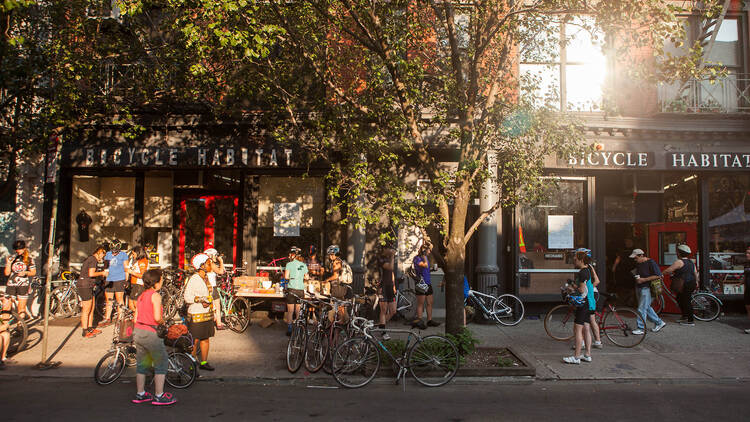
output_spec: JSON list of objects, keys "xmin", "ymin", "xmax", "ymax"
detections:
[{"xmin": 444, "ymin": 243, "xmax": 466, "ymax": 335}]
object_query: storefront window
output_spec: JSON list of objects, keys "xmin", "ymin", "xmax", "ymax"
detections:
[
  {"xmin": 144, "ymin": 174, "xmax": 173, "ymax": 268},
  {"xmin": 517, "ymin": 178, "xmax": 588, "ymax": 296},
  {"xmin": 707, "ymin": 174, "xmax": 750, "ymax": 295}
]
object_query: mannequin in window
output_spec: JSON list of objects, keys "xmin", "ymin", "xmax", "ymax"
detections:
[{"xmin": 76, "ymin": 210, "xmax": 93, "ymax": 242}]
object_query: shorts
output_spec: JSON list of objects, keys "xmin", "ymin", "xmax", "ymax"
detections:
[
  {"xmin": 379, "ymin": 281, "xmax": 395, "ymax": 303},
  {"xmin": 134, "ymin": 328, "xmax": 168, "ymax": 375},
  {"xmin": 5, "ymin": 284, "xmax": 30, "ymax": 299},
  {"xmin": 415, "ymin": 284, "xmax": 434, "ymax": 296},
  {"xmin": 574, "ymin": 306, "xmax": 593, "ymax": 325},
  {"xmin": 286, "ymin": 288, "xmax": 305, "ymax": 305},
  {"xmin": 187, "ymin": 319, "xmax": 215, "ymax": 341},
  {"xmin": 104, "ymin": 280, "xmax": 126, "ymax": 293},
  {"xmin": 78, "ymin": 285, "xmax": 94, "ymax": 301},
  {"xmin": 128, "ymin": 284, "xmax": 144, "ymax": 302}
]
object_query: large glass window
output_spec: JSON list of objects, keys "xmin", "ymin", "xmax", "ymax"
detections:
[
  {"xmin": 517, "ymin": 178, "xmax": 588, "ymax": 296},
  {"xmin": 707, "ymin": 174, "xmax": 750, "ymax": 295}
]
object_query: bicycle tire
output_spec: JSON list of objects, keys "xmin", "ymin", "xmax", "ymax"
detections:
[
  {"xmin": 2, "ymin": 310, "xmax": 28, "ymax": 355},
  {"xmin": 94, "ymin": 350, "xmax": 127, "ymax": 385},
  {"xmin": 603, "ymin": 307, "xmax": 646, "ymax": 348},
  {"xmin": 331, "ymin": 337, "xmax": 380, "ymax": 388},
  {"xmin": 61, "ymin": 289, "xmax": 80, "ymax": 317},
  {"xmin": 651, "ymin": 293, "xmax": 664, "ymax": 314},
  {"xmin": 286, "ymin": 322, "xmax": 307, "ymax": 373},
  {"xmin": 543, "ymin": 304, "xmax": 575, "ymax": 341},
  {"xmin": 304, "ymin": 327, "xmax": 327, "ymax": 373},
  {"xmin": 397, "ymin": 290, "xmax": 417, "ymax": 321},
  {"xmin": 322, "ymin": 325, "xmax": 349, "ymax": 375},
  {"xmin": 166, "ymin": 352, "xmax": 198, "ymax": 389},
  {"xmin": 408, "ymin": 335, "xmax": 459, "ymax": 387},
  {"xmin": 163, "ymin": 295, "xmax": 181, "ymax": 322},
  {"xmin": 492, "ymin": 294, "xmax": 525, "ymax": 326},
  {"xmin": 48, "ymin": 288, "xmax": 64, "ymax": 318},
  {"xmin": 692, "ymin": 293, "xmax": 721, "ymax": 322},
  {"xmin": 227, "ymin": 297, "xmax": 251, "ymax": 333}
]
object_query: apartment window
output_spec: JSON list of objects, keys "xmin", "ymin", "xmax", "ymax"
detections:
[{"xmin": 520, "ymin": 16, "xmax": 607, "ymax": 111}]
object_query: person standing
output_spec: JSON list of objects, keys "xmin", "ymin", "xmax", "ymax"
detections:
[
  {"xmin": 412, "ymin": 243, "xmax": 439, "ymax": 329},
  {"xmin": 631, "ymin": 249, "xmax": 667, "ymax": 334},
  {"xmin": 378, "ymin": 248, "xmax": 397, "ymax": 340},
  {"xmin": 306, "ymin": 245, "xmax": 324, "ymax": 293},
  {"xmin": 563, "ymin": 249, "xmax": 596, "ymax": 364},
  {"xmin": 184, "ymin": 253, "xmax": 216, "ymax": 371},
  {"xmin": 126, "ymin": 246, "xmax": 149, "ymax": 312},
  {"xmin": 101, "ymin": 240, "xmax": 128, "ymax": 326},
  {"xmin": 3, "ymin": 240, "xmax": 37, "ymax": 319},
  {"xmin": 661, "ymin": 244, "xmax": 699, "ymax": 326},
  {"xmin": 132, "ymin": 268, "xmax": 177, "ymax": 406},
  {"xmin": 204, "ymin": 248, "xmax": 225, "ymax": 330},
  {"xmin": 284, "ymin": 246, "xmax": 308, "ymax": 336},
  {"xmin": 78, "ymin": 246, "xmax": 108, "ymax": 338}
]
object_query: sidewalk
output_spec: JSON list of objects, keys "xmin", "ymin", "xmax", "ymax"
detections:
[{"xmin": 4, "ymin": 311, "xmax": 750, "ymax": 382}]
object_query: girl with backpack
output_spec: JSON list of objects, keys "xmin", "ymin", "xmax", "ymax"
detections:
[{"xmin": 562, "ymin": 249, "xmax": 596, "ymax": 364}]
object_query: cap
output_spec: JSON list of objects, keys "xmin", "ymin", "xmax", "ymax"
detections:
[
  {"xmin": 676, "ymin": 244, "xmax": 691, "ymax": 254},
  {"xmin": 204, "ymin": 248, "xmax": 218, "ymax": 257},
  {"xmin": 191, "ymin": 253, "xmax": 210, "ymax": 270},
  {"xmin": 629, "ymin": 248, "xmax": 645, "ymax": 258}
]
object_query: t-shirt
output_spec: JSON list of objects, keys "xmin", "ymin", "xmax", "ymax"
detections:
[
  {"xmin": 285, "ymin": 260, "xmax": 308, "ymax": 290},
  {"xmin": 105, "ymin": 251, "xmax": 128, "ymax": 282},
  {"xmin": 8, "ymin": 254, "xmax": 35, "ymax": 286},
  {"xmin": 128, "ymin": 258, "xmax": 149, "ymax": 285},
  {"xmin": 413, "ymin": 255, "xmax": 431, "ymax": 285},
  {"xmin": 635, "ymin": 259, "xmax": 661, "ymax": 289},
  {"xmin": 79, "ymin": 255, "xmax": 99, "ymax": 288},
  {"xmin": 574, "ymin": 267, "xmax": 596, "ymax": 310}
]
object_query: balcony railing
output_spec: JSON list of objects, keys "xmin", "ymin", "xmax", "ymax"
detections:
[{"xmin": 658, "ymin": 74, "xmax": 750, "ymax": 113}]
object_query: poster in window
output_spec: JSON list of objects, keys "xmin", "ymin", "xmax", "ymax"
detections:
[
  {"xmin": 548, "ymin": 215, "xmax": 574, "ymax": 249},
  {"xmin": 274, "ymin": 203, "xmax": 300, "ymax": 237}
]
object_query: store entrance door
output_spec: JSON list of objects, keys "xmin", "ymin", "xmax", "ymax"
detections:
[
  {"xmin": 178, "ymin": 195, "xmax": 238, "ymax": 269},
  {"xmin": 647, "ymin": 222, "xmax": 698, "ymax": 314}
]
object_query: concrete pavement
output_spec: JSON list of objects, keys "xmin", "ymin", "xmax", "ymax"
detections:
[{"xmin": 3, "ymin": 310, "xmax": 750, "ymax": 383}]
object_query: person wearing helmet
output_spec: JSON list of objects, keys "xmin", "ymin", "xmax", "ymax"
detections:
[
  {"xmin": 661, "ymin": 244, "xmax": 699, "ymax": 326},
  {"xmin": 101, "ymin": 239, "xmax": 128, "ymax": 327},
  {"xmin": 204, "ymin": 248, "xmax": 225, "ymax": 330},
  {"xmin": 183, "ymin": 253, "xmax": 216, "ymax": 371},
  {"xmin": 284, "ymin": 246, "xmax": 308, "ymax": 336},
  {"xmin": 3, "ymin": 240, "xmax": 36, "ymax": 319},
  {"xmin": 562, "ymin": 249, "xmax": 597, "ymax": 364},
  {"xmin": 125, "ymin": 246, "xmax": 149, "ymax": 313},
  {"xmin": 631, "ymin": 248, "xmax": 667, "ymax": 333}
]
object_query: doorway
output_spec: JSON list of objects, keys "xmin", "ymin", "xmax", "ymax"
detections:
[{"xmin": 178, "ymin": 195, "xmax": 238, "ymax": 269}]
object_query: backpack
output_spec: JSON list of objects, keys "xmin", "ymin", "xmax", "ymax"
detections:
[{"xmin": 340, "ymin": 260, "xmax": 353, "ymax": 284}]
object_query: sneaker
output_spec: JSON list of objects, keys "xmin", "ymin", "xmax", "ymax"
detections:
[
  {"xmin": 426, "ymin": 320, "xmax": 441, "ymax": 327},
  {"xmin": 151, "ymin": 392, "xmax": 177, "ymax": 406},
  {"xmin": 631, "ymin": 329, "xmax": 645, "ymax": 335},
  {"xmin": 679, "ymin": 321, "xmax": 695, "ymax": 326},
  {"xmin": 132, "ymin": 391, "xmax": 154, "ymax": 404},
  {"xmin": 382, "ymin": 332, "xmax": 391, "ymax": 341},
  {"xmin": 84, "ymin": 330, "xmax": 97, "ymax": 338},
  {"xmin": 580, "ymin": 355, "xmax": 592, "ymax": 363},
  {"xmin": 199, "ymin": 362, "xmax": 215, "ymax": 371},
  {"xmin": 652, "ymin": 321, "xmax": 666, "ymax": 332},
  {"xmin": 562, "ymin": 356, "xmax": 580, "ymax": 364},
  {"xmin": 89, "ymin": 328, "xmax": 102, "ymax": 335},
  {"xmin": 592, "ymin": 341, "xmax": 603, "ymax": 349}
]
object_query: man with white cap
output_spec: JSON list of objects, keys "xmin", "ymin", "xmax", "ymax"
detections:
[
  {"xmin": 184, "ymin": 253, "xmax": 216, "ymax": 371},
  {"xmin": 631, "ymin": 248, "xmax": 667, "ymax": 334},
  {"xmin": 661, "ymin": 244, "xmax": 699, "ymax": 326},
  {"xmin": 204, "ymin": 248, "xmax": 225, "ymax": 330}
]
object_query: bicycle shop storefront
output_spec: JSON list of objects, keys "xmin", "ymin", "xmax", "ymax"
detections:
[
  {"xmin": 512, "ymin": 138, "xmax": 750, "ymax": 306},
  {"xmin": 56, "ymin": 128, "xmax": 329, "ymax": 275}
]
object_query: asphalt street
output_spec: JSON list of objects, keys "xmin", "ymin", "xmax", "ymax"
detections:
[{"xmin": 2, "ymin": 378, "xmax": 747, "ymax": 422}]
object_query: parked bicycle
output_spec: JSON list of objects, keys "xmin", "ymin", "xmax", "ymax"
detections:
[
  {"xmin": 215, "ymin": 275, "xmax": 251, "ymax": 333},
  {"xmin": 651, "ymin": 278, "xmax": 722, "ymax": 322},
  {"xmin": 0, "ymin": 308, "xmax": 27, "ymax": 355},
  {"xmin": 544, "ymin": 292, "xmax": 646, "ymax": 348},
  {"xmin": 331, "ymin": 317, "xmax": 459, "ymax": 388},
  {"xmin": 465, "ymin": 285, "xmax": 524, "ymax": 326},
  {"xmin": 373, "ymin": 278, "xmax": 416, "ymax": 322}
]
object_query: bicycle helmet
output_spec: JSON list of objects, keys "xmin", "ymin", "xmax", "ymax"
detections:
[
  {"xmin": 191, "ymin": 253, "xmax": 210, "ymax": 270},
  {"xmin": 12, "ymin": 240, "xmax": 26, "ymax": 250},
  {"xmin": 289, "ymin": 246, "xmax": 301, "ymax": 255},
  {"xmin": 326, "ymin": 244, "xmax": 340, "ymax": 256},
  {"xmin": 109, "ymin": 239, "xmax": 122, "ymax": 252},
  {"xmin": 309, "ymin": 245, "xmax": 317, "ymax": 255},
  {"xmin": 575, "ymin": 248, "xmax": 592, "ymax": 257},
  {"xmin": 204, "ymin": 248, "xmax": 218, "ymax": 257}
]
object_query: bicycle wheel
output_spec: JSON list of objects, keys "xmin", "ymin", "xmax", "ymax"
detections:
[
  {"xmin": 692, "ymin": 293, "xmax": 721, "ymax": 322},
  {"xmin": 163, "ymin": 295, "xmax": 180, "ymax": 322},
  {"xmin": 397, "ymin": 290, "xmax": 417, "ymax": 321},
  {"xmin": 48, "ymin": 288, "xmax": 64, "ymax": 318},
  {"xmin": 94, "ymin": 350, "xmax": 127, "ymax": 385},
  {"xmin": 331, "ymin": 337, "xmax": 380, "ymax": 388},
  {"xmin": 408, "ymin": 335, "xmax": 459, "ymax": 387},
  {"xmin": 286, "ymin": 322, "xmax": 307, "ymax": 373},
  {"xmin": 603, "ymin": 307, "xmax": 646, "ymax": 348},
  {"xmin": 226, "ymin": 297, "xmax": 250, "ymax": 333},
  {"xmin": 492, "ymin": 294, "xmax": 525, "ymax": 326},
  {"xmin": 304, "ymin": 327, "xmax": 327, "ymax": 373},
  {"xmin": 543, "ymin": 304, "xmax": 575, "ymax": 341},
  {"xmin": 166, "ymin": 352, "xmax": 198, "ymax": 389},
  {"xmin": 323, "ymin": 325, "xmax": 350, "ymax": 374},
  {"xmin": 2, "ymin": 310, "xmax": 28, "ymax": 355},
  {"xmin": 651, "ymin": 294, "xmax": 664, "ymax": 314},
  {"xmin": 61, "ymin": 290, "xmax": 80, "ymax": 317}
]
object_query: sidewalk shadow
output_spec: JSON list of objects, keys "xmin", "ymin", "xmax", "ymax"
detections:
[
  {"xmin": 46, "ymin": 323, "xmax": 81, "ymax": 363},
  {"xmin": 24, "ymin": 328, "xmax": 43, "ymax": 351}
]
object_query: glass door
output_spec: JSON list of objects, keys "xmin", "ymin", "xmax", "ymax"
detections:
[{"xmin": 178, "ymin": 195, "xmax": 238, "ymax": 269}]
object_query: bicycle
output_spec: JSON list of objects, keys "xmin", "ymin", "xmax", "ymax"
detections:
[
  {"xmin": 162, "ymin": 269, "xmax": 187, "ymax": 322},
  {"xmin": 372, "ymin": 278, "xmax": 416, "ymax": 322},
  {"xmin": 306, "ymin": 294, "xmax": 355, "ymax": 374},
  {"xmin": 651, "ymin": 278, "xmax": 722, "ymax": 322},
  {"xmin": 286, "ymin": 292, "xmax": 316, "ymax": 373},
  {"xmin": 331, "ymin": 317, "xmax": 459, "ymax": 388},
  {"xmin": 0, "ymin": 308, "xmax": 27, "ymax": 355},
  {"xmin": 544, "ymin": 292, "xmax": 646, "ymax": 348},
  {"xmin": 215, "ymin": 276, "xmax": 250, "ymax": 333},
  {"xmin": 94, "ymin": 305, "xmax": 198, "ymax": 388},
  {"xmin": 465, "ymin": 286, "xmax": 524, "ymax": 326}
]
